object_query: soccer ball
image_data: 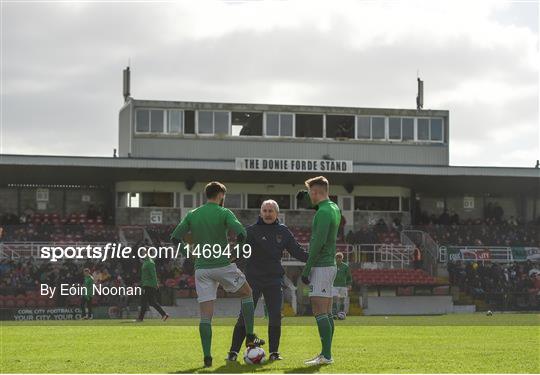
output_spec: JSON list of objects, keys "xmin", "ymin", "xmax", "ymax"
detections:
[
  {"xmin": 337, "ymin": 311, "xmax": 346, "ymax": 320},
  {"xmin": 244, "ymin": 347, "xmax": 266, "ymax": 365},
  {"xmin": 486, "ymin": 310, "xmax": 493, "ymax": 316}
]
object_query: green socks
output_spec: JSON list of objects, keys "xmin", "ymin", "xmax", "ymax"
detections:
[
  {"xmin": 315, "ymin": 314, "xmax": 333, "ymax": 360},
  {"xmin": 241, "ymin": 297, "xmax": 255, "ymax": 335},
  {"xmin": 199, "ymin": 318, "xmax": 212, "ymax": 357},
  {"xmin": 329, "ymin": 314, "xmax": 335, "ymax": 338}
]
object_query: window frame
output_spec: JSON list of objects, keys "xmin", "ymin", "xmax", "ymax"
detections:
[
  {"xmin": 388, "ymin": 117, "xmax": 402, "ymax": 141},
  {"xmin": 416, "ymin": 117, "xmax": 444, "ymax": 143},
  {"xmin": 167, "ymin": 109, "xmax": 185, "ymax": 134},
  {"xmin": 371, "ymin": 116, "xmax": 387, "ymax": 140},
  {"xmin": 195, "ymin": 110, "xmax": 231, "ymax": 136},
  {"xmin": 264, "ymin": 112, "xmax": 295, "ymax": 138},
  {"xmin": 134, "ymin": 108, "xmax": 167, "ymax": 134}
]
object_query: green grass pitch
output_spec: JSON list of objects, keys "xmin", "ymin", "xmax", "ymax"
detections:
[{"xmin": 1, "ymin": 314, "xmax": 539, "ymax": 373}]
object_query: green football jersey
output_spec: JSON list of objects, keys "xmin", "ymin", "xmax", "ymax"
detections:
[
  {"xmin": 333, "ymin": 261, "xmax": 352, "ymax": 287},
  {"xmin": 141, "ymin": 258, "xmax": 159, "ymax": 288},
  {"xmin": 302, "ymin": 199, "xmax": 341, "ymax": 277},
  {"xmin": 83, "ymin": 275, "xmax": 94, "ymax": 298},
  {"xmin": 170, "ymin": 202, "xmax": 247, "ymax": 270}
]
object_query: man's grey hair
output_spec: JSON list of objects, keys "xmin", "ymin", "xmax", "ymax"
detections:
[{"xmin": 261, "ymin": 199, "xmax": 280, "ymax": 213}]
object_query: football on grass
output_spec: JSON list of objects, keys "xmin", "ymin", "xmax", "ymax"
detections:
[{"xmin": 244, "ymin": 347, "xmax": 266, "ymax": 364}]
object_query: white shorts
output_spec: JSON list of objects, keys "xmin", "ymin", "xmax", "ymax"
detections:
[
  {"xmin": 308, "ymin": 266, "xmax": 337, "ymax": 298},
  {"xmin": 332, "ymin": 286, "xmax": 348, "ymax": 298},
  {"xmin": 195, "ymin": 263, "xmax": 246, "ymax": 303}
]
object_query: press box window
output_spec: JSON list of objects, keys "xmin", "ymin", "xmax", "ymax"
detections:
[
  {"xmin": 198, "ymin": 111, "xmax": 230, "ymax": 135},
  {"xmin": 136, "ymin": 109, "xmax": 165, "ymax": 133},
  {"xmin": 232, "ymin": 112, "xmax": 263, "ymax": 136},
  {"xmin": 168, "ymin": 110, "xmax": 184, "ymax": 133},
  {"xmin": 402, "ymin": 118, "xmax": 414, "ymax": 140},
  {"xmin": 430, "ymin": 118, "xmax": 443, "ymax": 141},
  {"xmin": 266, "ymin": 113, "xmax": 293, "ymax": 137},
  {"xmin": 295, "ymin": 114, "xmax": 323, "ymax": 138},
  {"xmin": 326, "ymin": 115, "xmax": 354, "ymax": 139},
  {"xmin": 356, "ymin": 116, "xmax": 371, "ymax": 139},
  {"xmin": 389, "ymin": 118, "xmax": 401, "ymax": 140},
  {"xmin": 417, "ymin": 118, "xmax": 430, "ymax": 140},
  {"xmin": 371, "ymin": 117, "xmax": 385, "ymax": 139}
]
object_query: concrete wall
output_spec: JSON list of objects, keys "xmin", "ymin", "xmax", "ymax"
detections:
[
  {"xmin": 131, "ymin": 136, "xmax": 449, "ymax": 166},
  {"xmin": 118, "ymin": 102, "xmax": 132, "ymax": 157},
  {"xmin": 363, "ymin": 296, "xmax": 454, "ymax": 315}
]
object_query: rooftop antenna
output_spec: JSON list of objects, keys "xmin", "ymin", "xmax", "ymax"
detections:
[
  {"xmin": 416, "ymin": 71, "xmax": 424, "ymax": 111},
  {"xmin": 123, "ymin": 61, "xmax": 131, "ymax": 103}
]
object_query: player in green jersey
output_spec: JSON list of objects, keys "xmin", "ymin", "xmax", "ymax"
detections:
[
  {"xmin": 81, "ymin": 268, "xmax": 94, "ymax": 320},
  {"xmin": 299, "ymin": 176, "xmax": 341, "ymax": 365},
  {"xmin": 332, "ymin": 252, "xmax": 352, "ymax": 319},
  {"xmin": 170, "ymin": 182, "xmax": 264, "ymax": 368}
]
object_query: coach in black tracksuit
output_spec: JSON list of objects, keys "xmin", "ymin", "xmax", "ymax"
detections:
[{"xmin": 228, "ymin": 199, "xmax": 308, "ymax": 361}]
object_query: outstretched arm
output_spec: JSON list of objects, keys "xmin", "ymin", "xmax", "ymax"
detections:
[{"xmin": 284, "ymin": 228, "xmax": 309, "ymax": 262}]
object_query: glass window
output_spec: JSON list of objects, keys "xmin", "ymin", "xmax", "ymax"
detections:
[
  {"xmin": 295, "ymin": 114, "xmax": 323, "ymax": 138},
  {"xmin": 266, "ymin": 113, "xmax": 293, "ymax": 137},
  {"xmin": 215, "ymin": 112, "xmax": 229, "ymax": 134},
  {"xmin": 372, "ymin": 117, "xmax": 385, "ymax": 139},
  {"xmin": 182, "ymin": 194, "xmax": 194, "ymax": 208},
  {"xmin": 357, "ymin": 116, "xmax": 371, "ymax": 139},
  {"xmin": 430, "ymin": 118, "xmax": 443, "ymax": 141},
  {"xmin": 198, "ymin": 111, "xmax": 213, "ymax": 134},
  {"xmin": 326, "ymin": 115, "xmax": 355, "ymax": 139},
  {"xmin": 225, "ymin": 193, "xmax": 242, "ymax": 208},
  {"xmin": 389, "ymin": 118, "xmax": 401, "ymax": 140},
  {"xmin": 136, "ymin": 110, "xmax": 150, "ymax": 132},
  {"xmin": 280, "ymin": 114, "xmax": 293, "ymax": 136},
  {"xmin": 402, "ymin": 118, "xmax": 414, "ymax": 140},
  {"xmin": 418, "ymin": 118, "xmax": 429, "ymax": 140},
  {"xmin": 266, "ymin": 113, "xmax": 279, "ymax": 136},
  {"xmin": 150, "ymin": 110, "xmax": 164, "ymax": 133},
  {"xmin": 168, "ymin": 110, "xmax": 183, "ymax": 133}
]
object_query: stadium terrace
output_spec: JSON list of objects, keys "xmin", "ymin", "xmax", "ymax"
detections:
[{"xmin": 0, "ymin": 70, "xmax": 539, "ymax": 318}]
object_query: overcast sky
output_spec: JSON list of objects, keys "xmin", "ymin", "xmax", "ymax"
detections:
[{"xmin": 1, "ymin": 0, "xmax": 538, "ymax": 167}]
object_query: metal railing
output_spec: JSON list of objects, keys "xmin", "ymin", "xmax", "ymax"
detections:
[
  {"xmin": 442, "ymin": 245, "xmax": 514, "ymax": 263},
  {"xmin": 353, "ymin": 243, "xmax": 414, "ymax": 269},
  {"xmin": 401, "ymin": 230, "xmax": 439, "ymax": 276}
]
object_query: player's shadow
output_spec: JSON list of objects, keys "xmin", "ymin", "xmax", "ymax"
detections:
[
  {"xmin": 284, "ymin": 364, "xmax": 324, "ymax": 373},
  {"xmin": 170, "ymin": 360, "xmax": 272, "ymax": 374}
]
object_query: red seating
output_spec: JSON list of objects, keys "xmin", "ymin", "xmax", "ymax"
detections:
[{"xmin": 353, "ymin": 268, "xmax": 439, "ymax": 286}]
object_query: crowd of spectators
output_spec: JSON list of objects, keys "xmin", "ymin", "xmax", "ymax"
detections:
[
  {"xmin": 0, "ymin": 238, "xmax": 194, "ymax": 306},
  {"xmin": 416, "ymin": 215, "xmax": 538, "ymax": 247},
  {"xmin": 447, "ymin": 260, "xmax": 540, "ymax": 309}
]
